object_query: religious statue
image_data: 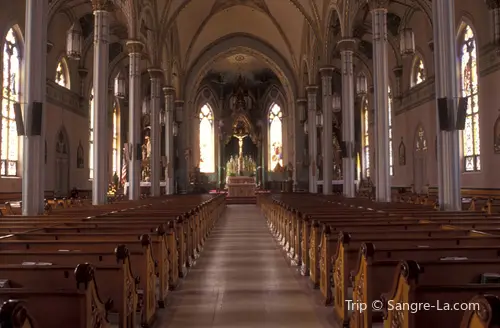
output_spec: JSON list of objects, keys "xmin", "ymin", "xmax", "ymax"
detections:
[
  {"xmin": 142, "ymin": 135, "xmax": 151, "ymax": 160},
  {"xmin": 141, "ymin": 135, "xmax": 151, "ymax": 181}
]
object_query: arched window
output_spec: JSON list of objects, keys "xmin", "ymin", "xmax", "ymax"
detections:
[
  {"xmin": 388, "ymin": 86, "xmax": 394, "ymax": 176},
  {"xmin": 269, "ymin": 103, "xmax": 283, "ymax": 170},
  {"xmin": 112, "ymin": 102, "xmax": 119, "ymax": 176},
  {"xmin": 460, "ymin": 24, "xmax": 480, "ymax": 171},
  {"xmin": 362, "ymin": 98, "xmax": 370, "ymax": 178},
  {"xmin": 1, "ymin": 28, "xmax": 21, "ymax": 176},
  {"xmin": 411, "ymin": 55, "xmax": 426, "ymax": 86},
  {"xmin": 89, "ymin": 88, "xmax": 94, "ymax": 179},
  {"xmin": 199, "ymin": 104, "xmax": 214, "ymax": 173},
  {"xmin": 55, "ymin": 59, "xmax": 70, "ymax": 89}
]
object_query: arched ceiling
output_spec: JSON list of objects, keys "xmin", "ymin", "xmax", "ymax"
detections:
[{"xmin": 158, "ymin": 0, "xmax": 328, "ymax": 74}]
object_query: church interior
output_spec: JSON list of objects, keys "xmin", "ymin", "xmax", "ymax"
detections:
[{"xmin": 1, "ymin": 0, "xmax": 500, "ymax": 327}]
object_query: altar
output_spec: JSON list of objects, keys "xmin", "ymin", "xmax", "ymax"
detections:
[{"xmin": 227, "ymin": 176, "xmax": 256, "ymax": 198}]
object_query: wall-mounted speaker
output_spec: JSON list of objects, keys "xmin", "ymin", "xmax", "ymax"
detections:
[
  {"xmin": 136, "ymin": 144, "xmax": 142, "ymax": 161},
  {"xmin": 30, "ymin": 102, "xmax": 43, "ymax": 136},
  {"xmin": 13, "ymin": 103, "xmax": 24, "ymax": 136},
  {"xmin": 340, "ymin": 141, "xmax": 348, "ymax": 158},
  {"xmin": 437, "ymin": 98, "xmax": 451, "ymax": 131}
]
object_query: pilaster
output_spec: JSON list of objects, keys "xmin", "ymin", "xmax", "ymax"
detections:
[
  {"xmin": 148, "ymin": 68, "xmax": 163, "ymax": 196},
  {"xmin": 163, "ymin": 86, "xmax": 175, "ymax": 194},
  {"xmin": 306, "ymin": 85, "xmax": 318, "ymax": 193}
]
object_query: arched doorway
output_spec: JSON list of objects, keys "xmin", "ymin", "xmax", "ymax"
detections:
[
  {"xmin": 55, "ymin": 128, "xmax": 70, "ymax": 197},
  {"xmin": 413, "ymin": 125, "xmax": 428, "ymax": 194}
]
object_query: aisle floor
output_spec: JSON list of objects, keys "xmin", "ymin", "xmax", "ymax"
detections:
[{"xmin": 157, "ymin": 204, "xmax": 336, "ymax": 328}]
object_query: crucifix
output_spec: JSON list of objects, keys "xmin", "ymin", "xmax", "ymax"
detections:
[{"xmin": 234, "ymin": 132, "xmax": 247, "ymax": 175}]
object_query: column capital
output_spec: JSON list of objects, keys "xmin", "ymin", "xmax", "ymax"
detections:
[
  {"xmin": 305, "ymin": 85, "xmax": 318, "ymax": 93},
  {"xmin": 126, "ymin": 40, "xmax": 144, "ymax": 54},
  {"xmin": 319, "ymin": 66, "xmax": 335, "ymax": 76},
  {"xmin": 336, "ymin": 38, "xmax": 357, "ymax": 53},
  {"xmin": 392, "ymin": 66, "xmax": 403, "ymax": 77},
  {"xmin": 148, "ymin": 67, "xmax": 164, "ymax": 79},
  {"xmin": 485, "ymin": 0, "xmax": 500, "ymax": 9},
  {"xmin": 296, "ymin": 98, "xmax": 308, "ymax": 104},
  {"xmin": 78, "ymin": 68, "xmax": 89, "ymax": 79},
  {"xmin": 163, "ymin": 86, "xmax": 175, "ymax": 95},
  {"xmin": 91, "ymin": 0, "xmax": 111, "ymax": 11},
  {"xmin": 175, "ymin": 100, "xmax": 185, "ymax": 107},
  {"xmin": 367, "ymin": 0, "xmax": 390, "ymax": 11}
]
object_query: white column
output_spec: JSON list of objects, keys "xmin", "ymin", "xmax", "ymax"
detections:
[
  {"xmin": 163, "ymin": 87, "xmax": 175, "ymax": 194},
  {"xmin": 22, "ymin": 0, "xmax": 48, "ymax": 215},
  {"xmin": 338, "ymin": 39, "xmax": 357, "ymax": 198},
  {"xmin": 432, "ymin": 0, "xmax": 461, "ymax": 210},
  {"xmin": 126, "ymin": 40, "xmax": 143, "ymax": 200},
  {"xmin": 176, "ymin": 100, "xmax": 185, "ymax": 191},
  {"xmin": 148, "ymin": 68, "xmax": 162, "ymax": 197},
  {"xmin": 90, "ymin": 1, "xmax": 110, "ymax": 205},
  {"xmin": 370, "ymin": 1, "xmax": 391, "ymax": 202},
  {"xmin": 306, "ymin": 86, "xmax": 318, "ymax": 193},
  {"xmin": 319, "ymin": 67, "xmax": 334, "ymax": 195}
]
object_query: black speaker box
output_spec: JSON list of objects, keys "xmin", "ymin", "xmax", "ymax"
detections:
[
  {"xmin": 30, "ymin": 102, "xmax": 43, "ymax": 136},
  {"xmin": 136, "ymin": 144, "xmax": 142, "ymax": 161},
  {"xmin": 13, "ymin": 103, "xmax": 24, "ymax": 136},
  {"xmin": 340, "ymin": 141, "xmax": 348, "ymax": 158}
]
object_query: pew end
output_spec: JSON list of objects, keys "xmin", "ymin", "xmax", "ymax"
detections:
[{"xmin": 460, "ymin": 294, "xmax": 500, "ymax": 328}]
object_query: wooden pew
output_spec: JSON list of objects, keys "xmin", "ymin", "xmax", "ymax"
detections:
[
  {"xmin": 0, "ymin": 264, "xmax": 111, "ymax": 328},
  {"xmin": 381, "ymin": 260, "xmax": 500, "ymax": 328},
  {"xmin": 460, "ymin": 294, "xmax": 500, "ymax": 328},
  {"xmin": 0, "ymin": 247, "xmax": 138, "ymax": 328},
  {"xmin": 348, "ymin": 243, "xmax": 500, "ymax": 328}
]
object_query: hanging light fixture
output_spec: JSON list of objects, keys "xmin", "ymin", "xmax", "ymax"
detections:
[
  {"xmin": 316, "ymin": 111, "xmax": 323, "ymax": 128},
  {"xmin": 400, "ymin": 28, "xmax": 415, "ymax": 57},
  {"xmin": 173, "ymin": 122, "xmax": 179, "ymax": 137},
  {"xmin": 356, "ymin": 73, "xmax": 368, "ymax": 96},
  {"xmin": 332, "ymin": 93, "xmax": 341, "ymax": 112},
  {"xmin": 66, "ymin": 22, "xmax": 83, "ymax": 60},
  {"xmin": 114, "ymin": 71, "xmax": 126, "ymax": 99}
]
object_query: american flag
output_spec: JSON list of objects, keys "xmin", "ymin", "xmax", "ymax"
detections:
[{"xmin": 121, "ymin": 144, "xmax": 130, "ymax": 186}]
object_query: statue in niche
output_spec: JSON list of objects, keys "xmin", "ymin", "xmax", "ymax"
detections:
[
  {"xmin": 77, "ymin": 141, "xmax": 84, "ymax": 168},
  {"xmin": 141, "ymin": 134, "xmax": 151, "ymax": 181},
  {"xmin": 142, "ymin": 135, "xmax": 151, "ymax": 160},
  {"xmin": 494, "ymin": 115, "xmax": 500, "ymax": 153},
  {"xmin": 399, "ymin": 137, "xmax": 406, "ymax": 166}
]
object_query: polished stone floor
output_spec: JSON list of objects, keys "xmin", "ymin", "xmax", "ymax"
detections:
[{"xmin": 156, "ymin": 204, "xmax": 336, "ymax": 328}]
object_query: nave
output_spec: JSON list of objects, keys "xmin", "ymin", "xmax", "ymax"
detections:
[{"xmin": 157, "ymin": 204, "xmax": 332, "ymax": 328}]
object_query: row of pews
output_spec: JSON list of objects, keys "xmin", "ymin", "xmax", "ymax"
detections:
[
  {"xmin": 258, "ymin": 194, "xmax": 500, "ymax": 328},
  {"xmin": 0, "ymin": 194, "xmax": 226, "ymax": 328}
]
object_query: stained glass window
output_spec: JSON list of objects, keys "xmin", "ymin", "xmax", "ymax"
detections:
[
  {"xmin": 89, "ymin": 88, "xmax": 94, "ymax": 179},
  {"xmin": 112, "ymin": 102, "xmax": 119, "ymax": 176},
  {"xmin": 199, "ymin": 104, "xmax": 214, "ymax": 173},
  {"xmin": 460, "ymin": 25, "xmax": 480, "ymax": 172},
  {"xmin": 55, "ymin": 59, "xmax": 70, "ymax": 89},
  {"xmin": 388, "ymin": 86, "xmax": 394, "ymax": 176},
  {"xmin": 1, "ymin": 28, "xmax": 20, "ymax": 176},
  {"xmin": 412, "ymin": 56, "xmax": 426, "ymax": 86},
  {"xmin": 269, "ymin": 103, "xmax": 283, "ymax": 170},
  {"xmin": 362, "ymin": 98, "xmax": 370, "ymax": 177}
]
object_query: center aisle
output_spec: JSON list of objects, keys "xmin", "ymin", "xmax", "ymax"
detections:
[{"xmin": 158, "ymin": 204, "xmax": 335, "ymax": 328}]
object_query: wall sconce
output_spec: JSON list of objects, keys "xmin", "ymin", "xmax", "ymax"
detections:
[
  {"xmin": 400, "ymin": 28, "xmax": 415, "ymax": 57},
  {"xmin": 66, "ymin": 23, "xmax": 83, "ymax": 60},
  {"xmin": 356, "ymin": 73, "xmax": 368, "ymax": 96},
  {"xmin": 316, "ymin": 111, "xmax": 323, "ymax": 128},
  {"xmin": 114, "ymin": 71, "xmax": 126, "ymax": 99},
  {"xmin": 173, "ymin": 121, "xmax": 179, "ymax": 137},
  {"xmin": 303, "ymin": 120, "xmax": 308, "ymax": 134},
  {"xmin": 332, "ymin": 93, "xmax": 341, "ymax": 112}
]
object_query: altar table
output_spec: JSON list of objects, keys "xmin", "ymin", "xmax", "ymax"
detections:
[{"xmin": 227, "ymin": 176, "xmax": 256, "ymax": 198}]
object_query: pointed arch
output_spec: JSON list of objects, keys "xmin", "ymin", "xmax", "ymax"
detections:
[
  {"xmin": 269, "ymin": 102, "xmax": 283, "ymax": 170},
  {"xmin": 89, "ymin": 87, "xmax": 94, "ymax": 179},
  {"xmin": 361, "ymin": 97, "xmax": 370, "ymax": 178},
  {"xmin": 199, "ymin": 103, "xmax": 214, "ymax": 173},
  {"xmin": 458, "ymin": 22, "xmax": 480, "ymax": 172},
  {"xmin": 1, "ymin": 26, "xmax": 22, "ymax": 176},
  {"xmin": 410, "ymin": 53, "xmax": 426, "ymax": 87},
  {"xmin": 55, "ymin": 57, "xmax": 70, "ymax": 89}
]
